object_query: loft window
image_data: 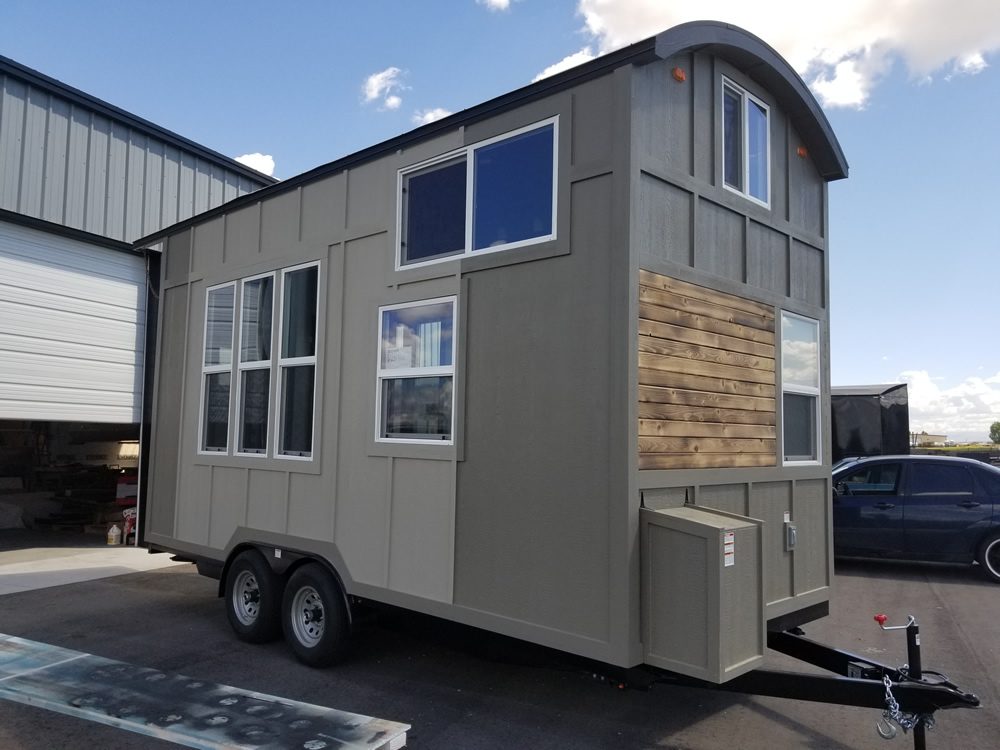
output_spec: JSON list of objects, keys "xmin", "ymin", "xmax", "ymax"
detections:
[
  {"xmin": 781, "ymin": 311, "xmax": 820, "ymax": 463},
  {"xmin": 237, "ymin": 274, "xmax": 274, "ymax": 455},
  {"xmin": 399, "ymin": 119, "xmax": 557, "ymax": 268},
  {"xmin": 199, "ymin": 283, "xmax": 235, "ymax": 452},
  {"xmin": 376, "ymin": 297, "xmax": 456, "ymax": 442},
  {"xmin": 722, "ymin": 80, "xmax": 770, "ymax": 206},
  {"xmin": 277, "ymin": 263, "xmax": 319, "ymax": 458}
]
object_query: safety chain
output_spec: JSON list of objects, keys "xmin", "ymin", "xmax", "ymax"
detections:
[{"xmin": 877, "ymin": 672, "xmax": 936, "ymax": 740}]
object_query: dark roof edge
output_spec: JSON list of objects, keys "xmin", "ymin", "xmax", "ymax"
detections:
[
  {"xmin": 132, "ymin": 35, "xmax": 660, "ymax": 248},
  {"xmin": 832, "ymin": 384, "xmax": 908, "ymax": 397},
  {"xmin": 132, "ymin": 20, "xmax": 847, "ymax": 249},
  {"xmin": 0, "ymin": 208, "xmax": 144, "ymax": 256},
  {"xmin": 656, "ymin": 21, "xmax": 848, "ymax": 181},
  {"xmin": 0, "ymin": 54, "xmax": 278, "ymax": 188}
]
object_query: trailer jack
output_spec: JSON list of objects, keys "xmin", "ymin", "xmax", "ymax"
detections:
[{"xmin": 645, "ymin": 614, "xmax": 979, "ymax": 750}]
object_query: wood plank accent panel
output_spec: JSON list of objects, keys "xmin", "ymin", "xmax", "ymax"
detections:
[{"xmin": 638, "ymin": 270, "xmax": 777, "ymax": 470}]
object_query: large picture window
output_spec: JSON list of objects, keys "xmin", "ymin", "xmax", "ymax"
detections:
[
  {"xmin": 781, "ymin": 311, "xmax": 820, "ymax": 463},
  {"xmin": 398, "ymin": 119, "xmax": 557, "ymax": 268},
  {"xmin": 200, "ymin": 283, "xmax": 235, "ymax": 452},
  {"xmin": 277, "ymin": 263, "xmax": 319, "ymax": 457},
  {"xmin": 376, "ymin": 298, "xmax": 456, "ymax": 442},
  {"xmin": 722, "ymin": 79, "xmax": 769, "ymax": 206}
]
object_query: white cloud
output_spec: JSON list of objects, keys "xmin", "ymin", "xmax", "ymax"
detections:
[
  {"xmin": 234, "ymin": 153, "xmax": 275, "ymax": 177},
  {"xmin": 532, "ymin": 47, "xmax": 596, "ymax": 82},
  {"xmin": 572, "ymin": 0, "xmax": 1000, "ymax": 108},
  {"xmin": 899, "ymin": 370, "xmax": 1000, "ymax": 442},
  {"xmin": 362, "ymin": 66, "xmax": 407, "ymax": 110},
  {"xmin": 413, "ymin": 107, "xmax": 453, "ymax": 125},
  {"xmin": 477, "ymin": 0, "xmax": 511, "ymax": 11}
]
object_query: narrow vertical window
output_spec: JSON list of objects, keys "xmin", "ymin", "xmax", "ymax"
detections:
[
  {"xmin": 237, "ymin": 274, "xmax": 274, "ymax": 454},
  {"xmin": 277, "ymin": 264, "xmax": 319, "ymax": 457},
  {"xmin": 781, "ymin": 312, "xmax": 820, "ymax": 463},
  {"xmin": 376, "ymin": 298, "xmax": 456, "ymax": 442},
  {"xmin": 723, "ymin": 86, "xmax": 743, "ymax": 191},
  {"xmin": 722, "ymin": 79, "xmax": 769, "ymax": 207},
  {"xmin": 201, "ymin": 284, "xmax": 235, "ymax": 452}
]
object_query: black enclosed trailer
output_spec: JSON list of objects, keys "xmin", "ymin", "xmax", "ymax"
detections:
[{"xmin": 831, "ymin": 384, "xmax": 910, "ymax": 464}]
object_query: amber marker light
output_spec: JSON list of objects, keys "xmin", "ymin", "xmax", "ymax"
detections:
[
  {"xmin": 796, "ymin": 146, "xmax": 809, "ymax": 158},
  {"xmin": 672, "ymin": 66, "xmax": 687, "ymax": 82}
]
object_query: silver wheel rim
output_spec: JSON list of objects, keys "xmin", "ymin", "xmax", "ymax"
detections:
[
  {"xmin": 986, "ymin": 539, "xmax": 1000, "ymax": 579},
  {"xmin": 232, "ymin": 570, "xmax": 260, "ymax": 626},
  {"xmin": 290, "ymin": 585, "xmax": 325, "ymax": 647}
]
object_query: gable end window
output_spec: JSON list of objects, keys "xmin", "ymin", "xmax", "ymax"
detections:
[
  {"xmin": 781, "ymin": 311, "xmax": 820, "ymax": 463},
  {"xmin": 722, "ymin": 79, "xmax": 770, "ymax": 206},
  {"xmin": 398, "ymin": 119, "xmax": 557, "ymax": 268}
]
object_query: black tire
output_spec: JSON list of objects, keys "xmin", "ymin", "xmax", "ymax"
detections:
[
  {"xmin": 281, "ymin": 563, "xmax": 350, "ymax": 667},
  {"xmin": 224, "ymin": 550, "xmax": 283, "ymax": 643},
  {"xmin": 977, "ymin": 533, "xmax": 1000, "ymax": 583}
]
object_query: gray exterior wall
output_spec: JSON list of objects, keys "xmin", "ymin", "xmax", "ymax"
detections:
[
  {"xmin": 146, "ymin": 72, "xmax": 639, "ymax": 665},
  {"xmin": 631, "ymin": 52, "xmax": 834, "ymax": 620},
  {"xmin": 143, "ymin": 24, "xmax": 843, "ymax": 668},
  {"xmin": 0, "ymin": 61, "xmax": 272, "ymax": 244}
]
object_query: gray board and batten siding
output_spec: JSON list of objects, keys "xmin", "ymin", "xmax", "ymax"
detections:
[{"xmin": 139, "ymin": 22, "xmax": 846, "ymax": 672}]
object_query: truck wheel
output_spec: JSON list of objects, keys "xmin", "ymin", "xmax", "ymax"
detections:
[
  {"xmin": 978, "ymin": 533, "xmax": 1000, "ymax": 583},
  {"xmin": 225, "ymin": 550, "xmax": 282, "ymax": 643},
  {"xmin": 282, "ymin": 563, "xmax": 349, "ymax": 667}
]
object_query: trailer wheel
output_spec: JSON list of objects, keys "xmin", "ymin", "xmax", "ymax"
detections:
[
  {"xmin": 281, "ymin": 563, "xmax": 349, "ymax": 667},
  {"xmin": 977, "ymin": 532, "xmax": 1000, "ymax": 583},
  {"xmin": 225, "ymin": 550, "xmax": 282, "ymax": 643}
]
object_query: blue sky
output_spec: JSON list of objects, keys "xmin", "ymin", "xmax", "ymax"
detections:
[{"xmin": 5, "ymin": 0, "xmax": 998, "ymax": 441}]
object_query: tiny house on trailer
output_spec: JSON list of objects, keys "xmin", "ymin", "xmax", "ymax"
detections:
[{"xmin": 138, "ymin": 22, "xmax": 847, "ymax": 681}]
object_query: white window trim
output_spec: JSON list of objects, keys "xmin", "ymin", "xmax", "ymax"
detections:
[
  {"xmin": 235, "ymin": 271, "xmax": 275, "ymax": 458},
  {"xmin": 375, "ymin": 295, "xmax": 458, "ymax": 445},
  {"xmin": 721, "ymin": 78, "xmax": 771, "ymax": 209},
  {"xmin": 274, "ymin": 261, "xmax": 320, "ymax": 461},
  {"xmin": 197, "ymin": 282, "xmax": 236, "ymax": 455},
  {"xmin": 395, "ymin": 117, "xmax": 559, "ymax": 271},
  {"xmin": 780, "ymin": 310, "xmax": 821, "ymax": 466}
]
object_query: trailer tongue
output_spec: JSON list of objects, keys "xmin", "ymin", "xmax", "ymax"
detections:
[{"xmin": 628, "ymin": 615, "xmax": 980, "ymax": 750}]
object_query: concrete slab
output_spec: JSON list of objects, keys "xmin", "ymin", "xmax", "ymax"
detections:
[{"xmin": 0, "ymin": 545, "xmax": 185, "ymax": 595}]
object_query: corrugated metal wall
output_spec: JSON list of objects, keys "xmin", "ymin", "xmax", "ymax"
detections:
[
  {"xmin": 0, "ymin": 219, "xmax": 145, "ymax": 423},
  {"xmin": 0, "ymin": 72, "xmax": 265, "ymax": 244}
]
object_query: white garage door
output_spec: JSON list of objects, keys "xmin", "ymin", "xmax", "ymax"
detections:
[{"xmin": 0, "ymin": 219, "xmax": 146, "ymax": 423}]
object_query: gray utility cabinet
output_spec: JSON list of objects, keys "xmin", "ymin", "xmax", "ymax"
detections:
[
  {"xmin": 137, "ymin": 21, "xmax": 847, "ymax": 683},
  {"xmin": 641, "ymin": 506, "xmax": 764, "ymax": 682}
]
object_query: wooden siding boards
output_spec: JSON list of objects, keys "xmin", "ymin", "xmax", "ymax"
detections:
[{"xmin": 638, "ymin": 270, "xmax": 777, "ymax": 470}]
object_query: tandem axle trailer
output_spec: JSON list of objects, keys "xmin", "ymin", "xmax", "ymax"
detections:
[{"xmin": 137, "ymin": 21, "xmax": 980, "ymax": 749}]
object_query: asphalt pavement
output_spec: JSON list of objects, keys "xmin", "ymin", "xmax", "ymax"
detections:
[{"xmin": 0, "ymin": 546, "xmax": 997, "ymax": 749}]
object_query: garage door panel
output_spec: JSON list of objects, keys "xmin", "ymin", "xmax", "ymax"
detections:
[{"xmin": 0, "ymin": 219, "xmax": 145, "ymax": 423}]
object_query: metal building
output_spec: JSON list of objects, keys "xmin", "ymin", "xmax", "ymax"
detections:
[
  {"xmin": 0, "ymin": 54, "xmax": 274, "ymax": 527},
  {"xmin": 138, "ymin": 22, "xmax": 849, "ymax": 678}
]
